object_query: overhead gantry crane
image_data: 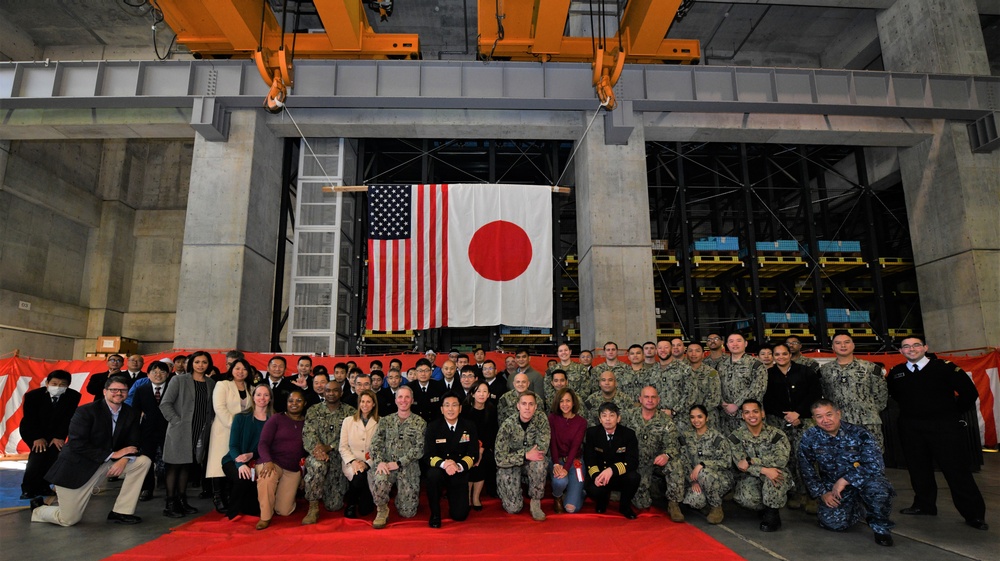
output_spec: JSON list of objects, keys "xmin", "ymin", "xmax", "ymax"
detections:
[
  {"xmin": 478, "ymin": 0, "xmax": 700, "ymax": 108},
  {"xmin": 154, "ymin": 0, "xmax": 419, "ymax": 111},
  {"xmin": 153, "ymin": 0, "xmax": 699, "ymax": 111}
]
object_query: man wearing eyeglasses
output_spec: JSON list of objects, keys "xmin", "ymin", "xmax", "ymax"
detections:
[
  {"xmin": 30, "ymin": 376, "xmax": 150, "ymax": 526},
  {"xmin": 86, "ymin": 354, "xmax": 126, "ymax": 398},
  {"xmin": 702, "ymin": 334, "xmax": 727, "ymax": 371},
  {"xmin": 887, "ymin": 337, "xmax": 987, "ymax": 531}
]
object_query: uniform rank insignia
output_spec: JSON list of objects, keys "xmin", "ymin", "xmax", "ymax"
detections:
[
  {"xmin": 430, "ymin": 397, "xmax": 440, "ymax": 402},
  {"xmin": 595, "ymin": 447, "xmax": 604, "ymax": 453},
  {"xmin": 435, "ymin": 438, "xmax": 447, "ymax": 443}
]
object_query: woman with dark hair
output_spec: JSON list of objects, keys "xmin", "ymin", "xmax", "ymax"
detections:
[
  {"xmin": 461, "ymin": 381, "xmax": 498, "ymax": 510},
  {"xmin": 338, "ymin": 389, "xmax": 379, "ymax": 518},
  {"xmin": 159, "ymin": 350, "xmax": 216, "ymax": 518},
  {"xmin": 221, "ymin": 384, "xmax": 273, "ymax": 520},
  {"xmin": 206, "ymin": 358, "xmax": 254, "ymax": 512},
  {"xmin": 255, "ymin": 388, "xmax": 308, "ymax": 530},
  {"xmin": 548, "ymin": 387, "xmax": 586, "ymax": 514},
  {"xmin": 681, "ymin": 404, "xmax": 734, "ymax": 525}
]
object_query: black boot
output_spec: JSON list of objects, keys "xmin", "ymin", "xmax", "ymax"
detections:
[
  {"xmin": 178, "ymin": 495, "xmax": 199, "ymax": 515},
  {"xmin": 163, "ymin": 499, "xmax": 184, "ymax": 518},
  {"xmin": 213, "ymin": 491, "xmax": 228, "ymax": 514},
  {"xmin": 760, "ymin": 507, "xmax": 781, "ymax": 532}
]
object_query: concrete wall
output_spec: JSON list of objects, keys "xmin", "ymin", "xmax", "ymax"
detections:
[{"xmin": 0, "ymin": 138, "xmax": 191, "ymax": 359}]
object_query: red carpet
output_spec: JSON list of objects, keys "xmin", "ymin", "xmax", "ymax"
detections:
[{"xmin": 109, "ymin": 497, "xmax": 743, "ymax": 561}]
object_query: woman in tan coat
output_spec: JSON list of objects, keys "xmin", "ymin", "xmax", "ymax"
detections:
[
  {"xmin": 206, "ymin": 358, "xmax": 252, "ymax": 512},
  {"xmin": 338, "ymin": 390, "xmax": 379, "ymax": 518}
]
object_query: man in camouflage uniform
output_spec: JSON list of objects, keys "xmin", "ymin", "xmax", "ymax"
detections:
[
  {"xmin": 786, "ymin": 336, "xmax": 820, "ymax": 373},
  {"xmin": 498, "ymin": 373, "xmax": 532, "ymax": 421},
  {"xmin": 651, "ymin": 338, "xmax": 692, "ymax": 418},
  {"xmin": 495, "ymin": 391, "xmax": 550, "ymax": 521},
  {"xmin": 618, "ymin": 344, "xmax": 654, "ymax": 402},
  {"xmin": 702, "ymin": 333, "xmax": 727, "ymax": 371},
  {"xmin": 301, "ymin": 383, "xmax": 357, "ymax": 524},
  {"xmin": 621, "ymin": 386, "xmax": 684, "ymax": 521},
  {"xmin": 547, "ymin": 342, "xmax": 590, "ymax": 399},
  {"xmin": 543, "ymin": 370, "xmax": 569, "ymax": 412},
  {"xmin": 818, "ymin": 332, "xmax": 887, "ymax": 448},
  {"xmin": 368, "ymin": 386, "xmax": 426, "ymax": 529},
  {"xmin": 729, "ymin": 400, "xmax": 792, "ymax": 532},
  {"xmin": 717, "ymin": 333, "xmax": 768, "ymax": 435},
  {"xmin": 590, "ymin": 341, "xmax": 626, "ymax": 393},
  {"xmin": 684, "ymin": 342, "xmax": 722, "ymax": 422},
  {"xmin": 799, "ymin": 399, "xmax": 895, "ymax": 547},
  {"xmin": 583, "ymin": 370, "xmax": 636, "ymax": 426}
]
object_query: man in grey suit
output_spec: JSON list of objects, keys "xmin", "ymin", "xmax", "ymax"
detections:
[{"xmin": 30, "ymin": 375, "xmax": 151, "ymax": 526}]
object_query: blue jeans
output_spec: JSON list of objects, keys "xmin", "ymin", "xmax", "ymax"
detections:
[{"xmin": 550, "ymin": 459, "xmax": 585, "ymax": 513}]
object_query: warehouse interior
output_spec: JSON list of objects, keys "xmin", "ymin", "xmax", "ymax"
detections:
[{"xmin": 1, "ymin": 0, "xmax": 998, "ymax": 360}]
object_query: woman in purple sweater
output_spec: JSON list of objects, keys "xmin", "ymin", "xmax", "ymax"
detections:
[
  {"xmin": 548, "ymin": 388, "xmax": 586, "ymax": 514},
  {"xmin": 255, "ymin": 388, "xmax": 307, "ymax": 530}
]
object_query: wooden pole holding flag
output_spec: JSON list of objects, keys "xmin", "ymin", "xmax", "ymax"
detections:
[{"xmin": 324, "ymin": 185, "xmax": 572, "ymax": 194}]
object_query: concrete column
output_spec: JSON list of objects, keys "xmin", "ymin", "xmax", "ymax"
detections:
[
  {"xmin": 877, "ymin": 0, "xmax": 1000, "ymax": 350},
  {"xmin": 174, "ymin": 110, "xmax": 283, "ymax": 350},
  {"xmin": 574, "ymin": 110, "xmax": 656, "ymax": 351}
]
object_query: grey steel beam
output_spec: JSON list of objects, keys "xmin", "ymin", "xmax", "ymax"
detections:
[{"xmin": 3, "ymin": 59, "xmax": 998, "ymax": 141}]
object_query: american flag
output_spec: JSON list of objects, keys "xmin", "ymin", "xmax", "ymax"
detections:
[{"xmin": 367, "ymin": 184, "xmax": 449, "ymax": 331}]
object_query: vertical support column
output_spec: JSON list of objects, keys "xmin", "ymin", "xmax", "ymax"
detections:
[
  {"xmin": 856, "ymin": 148, "xmax": 890, "ymax": 347},
  {"xmin": 675, "ymin": 143, "xmax": 696, "ymax": 339},
  {"xmin": 798, "ymin": 147, "xmax": 827, "ymax": 348},
  {"xmin": 81, "ymin": 139, "xmax": 136, "ymax": 353},
  {"xmin": 877, "ymin": 0, "xmax": 1000, "ymax": 349},
  {"xmin": 739, "ymin": 144, "xmax": 764, "ymax": 343},
  {"xmin": 574, "ymin": 109, "xmax": 655, "ymax": 351},
  {"xmin": 174, "ymin": 110, "xmax": 283, "ymax": 350}
]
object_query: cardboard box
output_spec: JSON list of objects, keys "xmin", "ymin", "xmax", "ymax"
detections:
[{"xmin": 97, "ymin": 336, "xmax": 139, "ymax": 355}]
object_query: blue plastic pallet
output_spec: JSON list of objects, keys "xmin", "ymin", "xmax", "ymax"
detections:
[
  {"xmin": 825, "ymin": 309, "xmax": 871, "ymax": 323},
  {"xmin": 756, "ymin": 240, "xmax": 801, "ymax": 252},
  {"xmin": 762, "ymin": 312, "xmax": 810, "ymax": 324},
  {"xmin": 818, "ymin": 240, "xmax": 861, "ymax": 253},
  {"xmin": 690, "ymin": 236, "xmax": 740, "ymax": 251}
]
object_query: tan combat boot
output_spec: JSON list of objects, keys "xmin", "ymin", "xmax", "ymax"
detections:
[
  {"xmin": 786, "ymin": 493, "xmax": 803, "ymax": 510},
  {"xmin": 804, "ymin": 497, "xmax": 818, "ymax": 515},
  {"xmin": 372, "ymin": 504, "xmax": 389, "ymax": 529},
  {"xmin": 706, "ymin": 505, "xmax": 725, "ymax": 524},
  {"xmin": 530, "ymin": 499, "xmax": 546, "ymax": 521},
  {"xmin": 667, "ymin": 501, "xmax": 685, "ymax": 523},
  {"xmin": 301, "ymin": 501, "xmax": 320, "ymax": 525}
]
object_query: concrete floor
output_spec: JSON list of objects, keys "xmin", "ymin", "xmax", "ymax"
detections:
[{"xmin": 1, "ymin": 454, "xmax": 995, "ymax": 561}]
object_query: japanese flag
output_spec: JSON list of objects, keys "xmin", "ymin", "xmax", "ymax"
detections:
[{"xmin": 446, "ymin": 184, "xmax": 552, "ymax": 328}]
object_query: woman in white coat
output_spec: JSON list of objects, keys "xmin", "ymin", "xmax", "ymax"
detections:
[
  {"xmin": 206, "ymin": 358, "xmax": 252, "ymax": 512},
  {"xmin": 338, "ymin": 390, "xmax": 379, "ymax": 518}
]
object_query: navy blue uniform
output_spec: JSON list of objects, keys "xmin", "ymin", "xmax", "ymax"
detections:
[{"xmin": 798, "ymin": 422, "xmax": 894, "ymax": 534}]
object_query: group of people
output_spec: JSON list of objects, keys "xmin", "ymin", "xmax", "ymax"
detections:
[{"xmin": 21, "ymin": 335, "xmax": 988, "ymax": 548}]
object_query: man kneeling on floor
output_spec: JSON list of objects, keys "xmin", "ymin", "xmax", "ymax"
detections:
[
  {"xmin": 799, "ymin": 399, "xmax": 895, "ymax": 547},
  {"xmin": 31, "ymin": 375, "xmax": 151, "ymax": 526},
  {"xmin": 729, "ymin": 399, "xmax": 792, "ymax": 532}
]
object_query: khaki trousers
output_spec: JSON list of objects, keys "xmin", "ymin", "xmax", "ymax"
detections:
[
  {"xmin": 257, "ymin": 465, "xmax": 301, "ymax": 520},
  {"xmin": 32, "ymin": 455, "xmax": 151, "ymax": 527}
]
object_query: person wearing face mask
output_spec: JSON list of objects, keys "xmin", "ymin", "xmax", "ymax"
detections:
[{"xmin": 19, "ymin": 370, "xmax": 81, "ymax": 500}]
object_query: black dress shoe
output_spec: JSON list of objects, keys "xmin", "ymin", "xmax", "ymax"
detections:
[
  {"xmin": 163, "ymin": 500, "xmax": 184, "ymax": 518},
  {"xmin": 344, "ymin": 505, "xmax": 358, "ymax": 519},
  {"xmin": 899, "ymin": 506, "xmax": 936, "ymax": 515},
  {"xmin": 965, "ymin": 519, "xmax": 989, "ymax": 531},
  {"xmin": 29, "ymin": 496, "xmax": 45, "ymax": 511},
  {"xmin": 108, "ymin": 511, "xmax": 142, "ymax": 525},
  {"xmin": 595, "ymin": 506, "xmax": 607, "ymax": 514},
  {"xmin": 138, "ymin": 490, "xmax": 153, "ymax": 502},
  {"xmin": 20, "ymin": 492, "xmax": 36, "ymax": 501},
  {"xmin": 471, "ymin": 503, "xmax": 483, "ymax": 511},
  {"xmin": 429, "ymin": 515, "xmax": 442, "ymax": 528},
  {"xmin": 620, "ymin": 507, "xmax": 638, "ymax": 520},
  {"xmin": 874, "ymin": 532, "xmax": 893, "ymax": 547}
]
